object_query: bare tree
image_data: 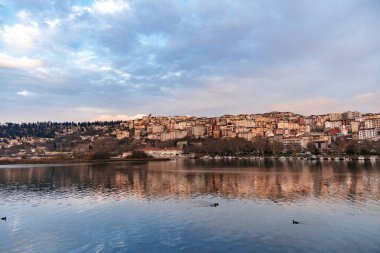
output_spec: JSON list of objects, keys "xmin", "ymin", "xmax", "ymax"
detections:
[
  {"xmin": 253, "ymin": 137, "xmax": 267, "ymax": 156},
  {"xmin": 331, "ymin": 138, "xmax": 346, "ymax": 154},
  {"xmin": 270, "ymin": 141, "xmax": 284, "ymax": 156}
]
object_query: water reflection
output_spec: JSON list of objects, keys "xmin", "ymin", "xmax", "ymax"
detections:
[
  {"xmin": 0, "ymin": 160, "xmax": 379, "ymax": 203},
  {"xmin": 1, "ymin": 160, "xmax": 380, "ymax": 253}
]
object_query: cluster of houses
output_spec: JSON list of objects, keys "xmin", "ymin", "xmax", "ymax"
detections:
[
  {"xmin": 1, "ymin": 111, "xmax": 379, "ymax": 159},
  {"xmin": 123, "ymin": 111, "xmax": 379, "ymax": 150}
]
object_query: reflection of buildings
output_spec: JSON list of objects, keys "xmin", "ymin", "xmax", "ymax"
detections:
[{"xmin": 0, "ymin": 161, "xmax": 379, "ymax": 202}]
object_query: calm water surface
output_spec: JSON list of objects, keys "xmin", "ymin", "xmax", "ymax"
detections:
[{"xmin": 0, "ymin": 159, "xmax": 379, "ymax": 252}]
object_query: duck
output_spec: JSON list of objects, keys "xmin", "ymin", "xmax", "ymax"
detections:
[
  {"xmin": 211, "ymin": 203, "xmax": 219, "ymax": 207},
  {"xmin": 292, "ymin": 220, "xmax": 299, "ymax": 224},
  {"xmin": 1, "ymin": 217, "xmax": 6, "ymax": 221}
]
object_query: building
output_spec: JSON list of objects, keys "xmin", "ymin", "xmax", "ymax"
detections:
[
  {"xmin": 160, "ymin": 130, "xmax": 188, "ymax": 141},
  {"xmin": 342, "ymin": 111, "xmax": 361, "ymax": 120},
  {"xmin": 235, "ymin": 120, "xmax": 255, "ymax": 128},
  {"xmin": 174, "ymin": 121, "xmax": 191, "ymax": 130},
  {"xmin": 191, "ymin": 125, "xmax": 207, "ymax": 138},
  {"xmin": 364, "ymin": 119, "xmax": 380, "ymax": 129},
  {"xmin": 277, "ymin": 121, "xmax": 300, "ymax": 130},
  {"xmin": 329, "ymin": 113, "xmax": 342, "ymax": 121},
  {"xmin": 115, "ymin": 130, "xmax": 130, "ymax": 139},
  {"xmin": 358, "ymin": 128, "xmax": 379, "ymax": 140},
  {"xmin": 324, "ymin": 121, "xmax": 342, "ymax": 129},
  {"xmin": 329, "ymin": 128, "xmax": 341, "ymax": 136},
  {"xmin": 148, "ymin": 124, "xmax": 165, "ymax": 134},
  {"xmin": 138, "ymin": 147, "xmax": 183, "ymax": 158},
  {"xmin": 314, "ymin": 140, "xmax": 329, "ymax": 150},
  {"xmin": 282, "ymin": 137, "xmax": 303, "ymax": 149},
  {"xmin": 237, "ymin": 132, "xmax": 255, "ymax": 140},
  {"xmin": 350, "ymin": 121, "xmax": 360, "ymax": 133}
]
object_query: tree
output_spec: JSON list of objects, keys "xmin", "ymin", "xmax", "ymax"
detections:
[
  {"xmin": 359, "ymin": 140, "xmax": 375, "ymax": 155},
  {"xmin": 154, "ymin": 140, "xmax": 176, "ymax": 148},
  {"xmin": 331, "ymin": 138, "xmax": 346, "ymax": 154},
  {"xmin": 345, "ymin": 141, "xmax": 359, "ymax": 155},
  {"xmin": 307, "ymin": 141, "xmax": 319, "ymax": 155},
  {"xmin": 253, "ymin": 137, "xmax": 267, "ymax": 156},
  {"xmin": 129, "ymin": 150, "xmax": 152, "ymax": 159},
  {"xmin": 287, "ymin": 143, "xmax": 302, "ymax": 155},
  {"xmin": 374, "ymin": 140, "xmax": 380, "ymax": 155},
  {"xmin": 270, "ymin": 141, "xmax": 284, "ymax": 156},
  {"xmin": 87, "ymin": 150, "xmax": 111, "ymax": 160}
]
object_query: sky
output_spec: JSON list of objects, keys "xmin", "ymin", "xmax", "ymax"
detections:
[{"xmin": 0, "ymin": 0, "xmax": 379, "ymax": 123}]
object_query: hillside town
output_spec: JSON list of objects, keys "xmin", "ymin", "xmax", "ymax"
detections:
[{"xmin": 0, "ymin": 111, "xmax": 380, "ymax": 161}]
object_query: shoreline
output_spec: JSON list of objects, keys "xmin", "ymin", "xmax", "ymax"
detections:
[
  {"xmin": 0, "ymin": 155, "xmax": 379, "ymax": 165},
  {"xmin": 0, "ymin": 157, "xmax": 171, "ymax": 165},
  {"xmin": 194, "ymin": 155, "xmax": 380, "ymax": 161}
]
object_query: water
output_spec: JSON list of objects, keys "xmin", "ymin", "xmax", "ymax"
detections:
[{"xmin": 0, "ymin": 159, "xmax": 379, "ymax": 252}]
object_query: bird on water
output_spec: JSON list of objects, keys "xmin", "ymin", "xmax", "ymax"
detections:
[
  {"xmin": 211, "ymin": 203, "xmax": 219, "ymax": 207},
  {"xmin": 292, "ymin": 220, "xmax": 299, "ymax": 224},
  {"xmin": 1, "ymin": 217, "xmax": 6, "ymax": 221}
]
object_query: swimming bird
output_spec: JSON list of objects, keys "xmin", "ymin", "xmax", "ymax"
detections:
[
  {"xmin": 292, "ymin": 220, "xmax": 299, "ymax": 224},
  {"xmin": 211, "ymin": 203, "xmax": 219, "ymax": 207},
  {"xmin": 1, "ymin": 217, "xmax": 6, "ymax": 221}
]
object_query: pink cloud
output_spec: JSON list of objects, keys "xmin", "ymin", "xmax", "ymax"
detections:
[
  {"xmin": 271, "ymin": 97, "xmax": 338, "ymax": 115},
  {"xmin": 91, "ymin": 114, "xmax": 146, "ymax": 121}
]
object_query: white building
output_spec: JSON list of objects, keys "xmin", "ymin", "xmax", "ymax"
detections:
[
  {"xmin": 358, "ymin": 128, "xmax": 379, "ymax": 140},
  {"xmin": 324, "ymin": 121, "xmax": 342, "ymax": 129},
  {"xmin": 364, "ymin": 119, "xmax": 380, "ymax": 129},
  {"xmin": 138, "ymin": 147, "xmax": 183, "ymax": 158}
]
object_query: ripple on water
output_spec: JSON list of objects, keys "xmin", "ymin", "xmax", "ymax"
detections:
[{"xmin": 0, "ymin": 161, "xmax": 380, "ymax": 252}]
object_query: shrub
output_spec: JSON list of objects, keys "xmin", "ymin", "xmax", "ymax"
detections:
[
  {"xmin": 87, "ymin": 150, "xmax": 111, "ymax": 160},
  {"xmin": 129, "ymin": 150, "xmax": 152, "ymax": 159}
]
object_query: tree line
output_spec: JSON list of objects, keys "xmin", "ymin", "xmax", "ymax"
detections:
[
  {"xmin": 0, "ymin": 121, "xmax": 123, "ymax": 139},
  {"xmin": 184, "ymin": 137, "xmax": 380, "ymax": 156}
]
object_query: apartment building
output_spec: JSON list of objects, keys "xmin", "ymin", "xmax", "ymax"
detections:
[
  {"xmin": 358, "ymin": 128, "xmax": 379, "ymax": 140},
  {"xmin": 342, "ymin": 111, "xmax": 362, "ymax": 120},
  {"xmin": 364, "ymin": 119, "xmax": 380, "ymax": 129}
]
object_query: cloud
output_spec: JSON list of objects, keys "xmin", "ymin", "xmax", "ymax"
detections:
[
  {"xmin": 71, "ymin": 0, "xmax": 131, "ymax": 18},
  {"xmin": 17, "ymin": 90, "xmax": 36, "ymax": 97},
  {"xmin": 0, "ymin": 53, "xmax": 43, "ymax": 68},
  {"xmin": 45, "ymin": 19, "xmax": 60, "ymax": 30},
  {"xmin": 92, "ymin": 0, "xmax": 131, "ymax": 15},
  {"xmin": 74, "ymin": 107, "xmax": 108, "ymax": 114},
  {"xmin": 92, "ymin": 114, "xmax": 146, "ymax": 121},
  {"xmin": 351, "ymin": 90, "xmax": 380, "ymax": 112},
  {"xmin": 0, "ymin": 0, "xmax": 380, "ymax": 122},
  {"xmin": 1, "ymin": 23, "xmax": 40, "ymax": 51},
  {"xmin": 271, "ymin": 97, "xmax": 338, "ymax": 115},
  {"xmin": 16, "ymin": 10, "xmax": 30, "ymax": 20},
  {"xmin": 353, "ymin": 93, "xmax": 376, "ymax": 102}
]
